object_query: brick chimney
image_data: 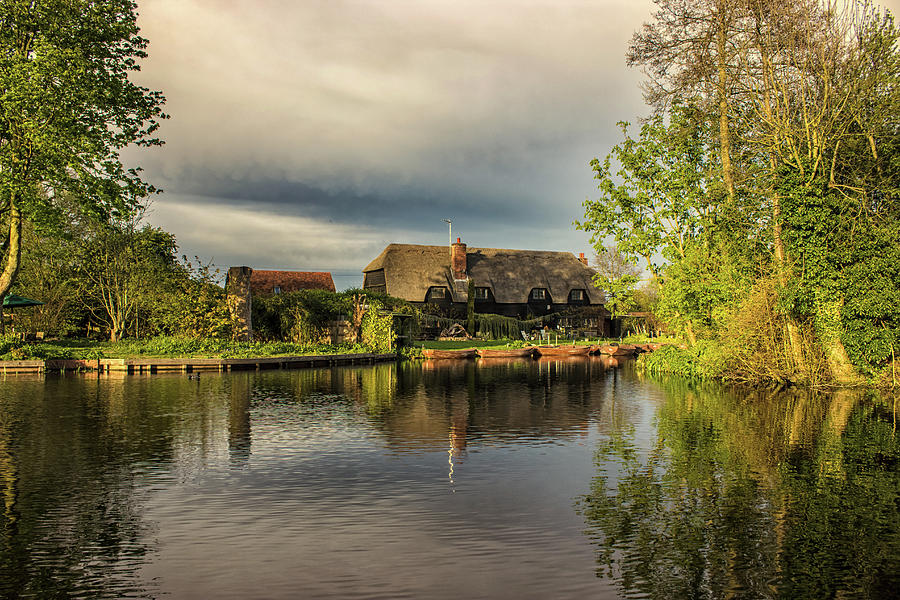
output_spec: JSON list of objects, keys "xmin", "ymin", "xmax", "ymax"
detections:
[
  {"xmin": 578, "ymin": 252, "xmax": 588, "ymax": 266},
  {"xmin": 451, "ymin": 237, "xmax": 467, "ymax": 280}
]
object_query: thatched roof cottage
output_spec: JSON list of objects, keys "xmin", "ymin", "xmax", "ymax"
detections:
[{"xmin": 363, "ymin": 239, "xmax": 610, "ymax": 327}]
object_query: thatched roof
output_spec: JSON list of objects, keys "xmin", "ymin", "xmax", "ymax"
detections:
[
  {"xmin": 250, "ymin": 270, "xmax": 335, "ymax": 295},
  {"xmin": 363, "ymin": 244, "xmax": 604, "ymax": 304}
]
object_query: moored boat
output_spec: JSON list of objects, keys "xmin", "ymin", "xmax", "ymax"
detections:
[
  {"xmin": 597, "ymin": 343, "xmax": 636, "ymax": 357},
  {"xmin": 476, "ymin": 347, "xmax": 535, "ymax": 359},
  {"xmin": 533, "ymin": 345, "xmax": 592, "ymax": 357},
  {"xmin": 421, "ymin": 348, "xmax": 477, "ymax": 359}
]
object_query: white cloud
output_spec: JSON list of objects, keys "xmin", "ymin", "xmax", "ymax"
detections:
[
  {"xmin": 147, "ymin": 194, "xmax": 406, "ymax": 272},
  {"xmin": 127, "ymin": 0, "xmax": 900, "ymax": 274},
  {"xmin": 132, "ymin": 0, "xmax": 652, "ymax": 196}
]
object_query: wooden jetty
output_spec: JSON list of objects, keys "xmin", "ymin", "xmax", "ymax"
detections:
[{"xmin": 0, "ymin": 353, "xmax": 397, "ymax": 375}]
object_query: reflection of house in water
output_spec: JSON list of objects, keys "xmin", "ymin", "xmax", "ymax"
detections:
[
  {"xmin": 358, "ymin": 358, "xmax": 625, "ymax": 454},
  {"xmin": 245, "ymin": 360, "xmax": 643, "ymax": 468}
]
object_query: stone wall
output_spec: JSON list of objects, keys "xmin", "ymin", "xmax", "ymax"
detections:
[{"xmin": 326, "ymin": 320, "xmax": 355, "ymax": 345}]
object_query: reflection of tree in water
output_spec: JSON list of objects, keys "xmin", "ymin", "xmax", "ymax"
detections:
[
  {"xmin": 578, "ymin": 381, "xmax": 900, "ymax": 599},
  {"xmin": 0, "ymin": 375, "xmax": 232, "ymax": 598}
]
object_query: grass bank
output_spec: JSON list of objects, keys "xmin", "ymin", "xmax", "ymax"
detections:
[
  {"xmin": 635, "ymin": 341, "xmax": 727, "ymax": 380},
  {"xmin": 0, "ymin": 336, "xmax": 381, "ymax": 361}
]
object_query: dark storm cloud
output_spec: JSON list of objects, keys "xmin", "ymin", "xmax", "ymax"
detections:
[
  {"xmin": 125, "ymin": 0, "xmax": 668, "ymax": 283},
  {"xmin": 155, "ymin": 169, "xmax": 555, "ymax": 230}
]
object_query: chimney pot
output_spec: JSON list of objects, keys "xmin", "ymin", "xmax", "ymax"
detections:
[{"xmin": 578, "ymin": 252, "xmax": 588, "ymax": 266}]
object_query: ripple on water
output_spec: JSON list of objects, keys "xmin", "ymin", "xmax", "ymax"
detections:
[{"xmin": 2, "ymin": 363, "xmax": 897, "ymax": 599}]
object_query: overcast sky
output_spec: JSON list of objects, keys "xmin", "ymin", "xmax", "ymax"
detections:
[{"xmin": 127, "ymin": 0, "xmax": 900, "ymax": 290}]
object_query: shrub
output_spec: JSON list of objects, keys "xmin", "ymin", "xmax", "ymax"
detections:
[{"xmin": 637, "ymin": 341, "xmax": 726, "ymax": 380}]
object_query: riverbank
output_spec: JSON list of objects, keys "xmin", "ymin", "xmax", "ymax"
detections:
[
  {"xmin": 0, "ymin": 336, "xmax": 385, "ymax": 361},
  {"xmin": 636, "ymin": 340, "xmax": 898, "ymax": 390},
  {"xmin": 0, "ymin": 352, "xmax": 398, "ymax": 374}
]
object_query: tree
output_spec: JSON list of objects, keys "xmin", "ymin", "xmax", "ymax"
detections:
[
  {"xmin": 147, "ymin": 257, "xmax": 232, "ymax": 339},
  {"xmin": 584, "ymin": 0, "xmax": 900, "ymax": 383},
  {"xmin": 577, "ymin": 104, "xmax": 715, "ymax": 279},
  {"xmin": 628, "ymin": 0, "xmax": 747, "ymax": 203},
  {"xmin": 577, "ymin": 103, "xmax": 723, "ymax": 343},
  {"xmin": 77, "ymin": 222, "xmax": 176, "ymax": 341},
  {"xmin": 592, "ymin": 246, "xmax": 641, "ymax": 320},
  {"xmin": 9, "ymin": 222, "xmax": 82, "ymax": 336},
  {"xmin": 0, "ymin": 0, "xmax": 165, "ymax": 302}
]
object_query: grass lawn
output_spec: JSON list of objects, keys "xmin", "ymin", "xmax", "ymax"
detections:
[{"xmin": 0, "ymin": 336, "xmax": 382, "ymax": 361}]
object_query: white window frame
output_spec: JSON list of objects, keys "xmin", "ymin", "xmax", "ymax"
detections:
[{"xmin": 531, "ymin": 288, "xmax": 546, "ymax": 300}]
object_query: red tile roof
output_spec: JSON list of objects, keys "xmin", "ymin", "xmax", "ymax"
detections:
[{"xmin": 249, "ymin": 270, "xmax": 336, "ymax": 295}]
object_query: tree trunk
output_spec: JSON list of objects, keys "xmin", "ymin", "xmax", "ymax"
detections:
[
  {"xmin": 684, "ymin": 319, "xmax": 698, "ymax": 347},
  {"xmin": 772, "ymin": 190, "xmax": 807, "ymax": 376},
  {"xmin": 716, "ymin": 6, "xmax": 736, "ymax": 204},
  {"xmin": 813, "ymin": 296, "xmax": 860, "ymax": 385},
  {"xmin": 0, "ymin": 201, "xmax": 23, "ymax": 300}
]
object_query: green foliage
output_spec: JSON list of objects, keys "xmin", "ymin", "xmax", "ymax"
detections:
[
  {"xmin": 655, "ymin": 239, "xmax": 751, "ymax": 340},
  {"xmin": 578, "ymin": 4, "xmax": 900, "ymax": 385},
  {"xmin": 841, "ymin": 219, "xmax": 900, "ymax": 377},
  {"xmin": 76, "ymin": 221, "xmax": 179, "ymax": 341},
  {"xmin": 576, "ymin": 103, "xmax": 716, "ymax": 275},
  {"xmin": 0, "ymin": 335, "xmax": 384, "ymax": 360},
  {"xmin": 636, "ymin": 342, "xmax": 727, "ymax": 380},
  {"xmin": 252, "ymin": 289, "xmax": 352, "ymax": 343},
  {"xmin": 252, "ymin": 289, "xmax": 413, "ymax": 353},
  {"xmin": 466, "ymin": 278, "xmax": 475, "ymax": 335},
  {"xmin": 151, "ymin": 258, "xmax": 232, "ymax": 339},
  {"xmin": 360, "ymin": 298, "xmax": 394, "ymax": 353},
  {"xmin": 0, "ymin": 0, "xmax": 167, "ymax": 301},
  {"xmin": 10, "ymin": 223, "xmax": 83, "ymax": 336},
  {"xmin": 474, "ymin": 313, "xmax": 543, "ymax": 340},
  {"xmin": 595, "ymin": 273, "xmax": 638, "ymax": 319}
]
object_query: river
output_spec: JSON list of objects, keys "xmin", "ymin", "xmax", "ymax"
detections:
[{"xmin": 0, "ymin": 357, "xmax": 897, "ymax": 599}]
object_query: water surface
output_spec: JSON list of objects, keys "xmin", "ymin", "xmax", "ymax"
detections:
[{"xmin": 0, "ymin": 358, "xmax": 897, "ymax": 598}]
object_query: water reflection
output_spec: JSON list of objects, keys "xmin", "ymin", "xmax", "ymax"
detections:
[
  {"xmin": 0, "ymin": 361, "xmax": 897, "ymax": 598},
  {"xmin": 578, "ymin": 378, "xmax": 900, "ymax": 599}
]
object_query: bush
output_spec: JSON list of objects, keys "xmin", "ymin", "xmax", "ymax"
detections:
[{"xmin": 637, "ymin": 341, "xmax": 726, "ymax": 380}]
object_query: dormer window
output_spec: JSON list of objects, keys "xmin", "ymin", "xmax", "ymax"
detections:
[
  {"xmin": 531, "ymin": 288, "xmax": 547, "ymax": 300},
  {"xmin": 474, "ymin": 287, "xmax": 490, "ymax": 300},
  {"xmin": 569, "ymin": 289, "xmax": 585, "ymax": 302},
  {"xmin": 428, "ymin": 286, "xmax": 447, "ymax": 300},
  {"xmin": 273, "ymin": 286, "xmax": 282, "ymax": 295}
]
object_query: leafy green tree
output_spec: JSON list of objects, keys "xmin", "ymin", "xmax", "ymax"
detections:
[
  {"xmin": 577, "ymin": 104, "xmax": 715, "ymax": 279},
  {"xmin": 0, "ymin": 0, "xmax": 165, "ymax": 301},
  {"xmin": 76, "ymin": 222, "xmax": 176, "ymax": 341},
  {"xmin": 592, "ymin": 245, "xmax": 640, "ymax": 320},
  {"xmin": 9, "ymin": 222, "xmax": 82, "ymax": 335},
  {"xmin": 148, "ymin": 257, "xmax": 232, "ymax": 339},
  {"xmin": 578, "ymin": 104, "xmax": 734, "ymax": 344},
  {"xmin": 584, "ymin": 1, "xmax": 900, "ymax": 383}
]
